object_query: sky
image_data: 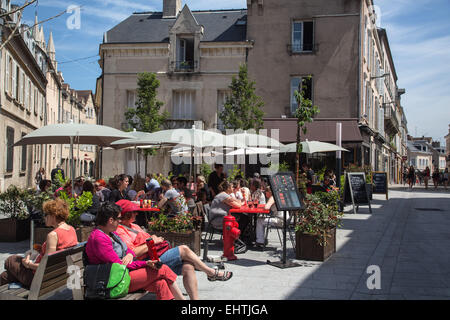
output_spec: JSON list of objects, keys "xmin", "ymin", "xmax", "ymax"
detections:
[{"xmin": 19, "ymin": 0, "xmax": 450, "ymax": 144}]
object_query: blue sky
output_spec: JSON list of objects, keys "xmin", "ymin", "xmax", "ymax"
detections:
[{"xmin": 20, "ymin": 0, "xmax": 450, "ymax": 144}]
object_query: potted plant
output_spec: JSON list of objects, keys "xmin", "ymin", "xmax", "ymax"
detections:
[
  {"xmin": 59, "ymin": 191, "xmax": 94, "ymax": 242},
  {"xmin": 0, "ymin": 186, "xmax": 31, "ymax": 242},
  {"xmin": 295, "ymin": 191, "xmax": 343, "ymax": 261},
  {"xmin": 23, "ymin": 189, "xmax": 53, "ymax": 245},
  {"xmin": 148, "ymin": 213, "xmax": 203, "ymax": 256}
]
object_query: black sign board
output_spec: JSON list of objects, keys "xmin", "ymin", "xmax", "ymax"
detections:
[
  {"xmin": 372, "ymin": 171, "xmax": 388, "ymax": 200},
  {"xmin": 268, "ymin": 172, "xmax": 303, "ymax": 211},
  {"xmin": 343, "ymin": 172, "xmax": 372, "ymax": 214},
  {"xmin": 267, "ymin": 171, "xmax": 302, "ymax": 269}
]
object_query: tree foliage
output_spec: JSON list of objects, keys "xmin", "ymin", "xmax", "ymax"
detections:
[
  {"xmin": 219, "ymin": 64, "xmax": 265, "ymax": 132},
  {"xmin": 125, "ymin": 72, "xmax": 169, "ymax": 156}
]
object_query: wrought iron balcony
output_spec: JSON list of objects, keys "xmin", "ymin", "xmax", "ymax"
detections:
[
  {"xmin": 383, "ymin": 104, "xmax": 400, "ymax": 135},
  {"xmin": 172, "ymin": 60, "xmax": 198, "ymax": 72}
]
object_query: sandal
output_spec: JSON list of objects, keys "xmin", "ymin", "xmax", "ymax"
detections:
[{"xmin": 207, "ymin": 269, "xmax": 233, "ymax": 282}]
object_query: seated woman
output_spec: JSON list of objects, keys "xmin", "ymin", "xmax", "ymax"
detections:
[
  {"xmin": 0, "ymin": 199, "xmax": 78, "ymax": 288},
  {"xmin": 85, "ymin": 202, "xmax": 184, "ymax": 300},
  {"xmin": 255, "ymin": 186, "xmax": 289, "ymax": 247},
  {"xmin": 54, "ymin": 181, "xmax": 73, "ymax": 198},
  {"xmin": 115, "ymin": 200, "xmax": 233, "ymax": 300},
  {"xmin": 209, "ymin": 181, "xmax": 243, "ymax": 230}
]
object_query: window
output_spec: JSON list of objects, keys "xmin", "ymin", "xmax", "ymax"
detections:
[
  {"xmin": 172, "ymin": 90, "xmax": 195, "ymax": 120},
  {"xmin": 176, "ymin": 36, "xmax": 195, "ymax": 69},
  {"xmin": 34, "ymin": 86, "xmax": 38, "ymax": 115},
  {"xmin": 21, "ymin": 132, "xmax": 27, "ymax": 171},
  {"xmin": 217, "ymin": 90, "xmax": 231, "ymax": 131},
  {"xmin": 290, "ymin": 76, "xmax": 312, "ymax": 114},
  {"xmin": 12, "ymin": 61, "xmax": 17, "ymax": 99},
  {"xmin": 6, "ymin": 127, "xmax": 14, "ymax": 172},
  {"xmin": 292, "ymin": 21, "xmax": 314, "ymax": 53},
  {"xmin": 5, "ymin": 54, "xmax": 11, "ymax": 94},
  {"xmin": 127, "ymin": 90, "xmax": 137, "ymax": 108},
  {"xmin": 19, "ymin": 71, "xmax": 24, "ymax": 105}
]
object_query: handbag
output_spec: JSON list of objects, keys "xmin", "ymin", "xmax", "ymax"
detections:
[
  {"xmin": 154, "ymin": 240, "xmax": 171, "ymax": 258},
  {"xmin": 84, "ymin": 263, "xmax": 131, "ymax": 300}
]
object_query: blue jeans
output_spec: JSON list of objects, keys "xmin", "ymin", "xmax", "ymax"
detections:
[{"xmin": 159, "ymin": 247, "xmax": 183, "ymax": 275}]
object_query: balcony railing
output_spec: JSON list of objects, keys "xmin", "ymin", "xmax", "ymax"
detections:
[
  {"xmin": 287, "ymin": 43, "xmax": 317, "ymax": 55},
  {"xmin": 172, "ymin": 60, "xmax": 198, "ymax": 72},
  {"xmin": 384, "ymin": 105, "xmax": 400, "ymax": 134}
]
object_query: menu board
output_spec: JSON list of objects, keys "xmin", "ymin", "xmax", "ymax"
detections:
[
  {"xmin": 268, "ymin": 172, "xmax": 303, "ymax": 211},
  {"xmin": 372, "ymin": 172, "xmax": 388, "ymax": 199},
  {"xmin": 343, "ymin": 172, "xmax": 371, "ymax": 209}
]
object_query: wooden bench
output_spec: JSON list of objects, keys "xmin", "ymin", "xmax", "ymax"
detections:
[
  {"xmin": 66, "ymin": 247, "xmax": 155, "ymax": 300},
  {"xmin": 0, "ymin": 243, "xmax": 85, "ymax": 300}
]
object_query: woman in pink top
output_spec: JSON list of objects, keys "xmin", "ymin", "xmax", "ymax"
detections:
[
  {"xmin": 1, "ymin": 199, "xmax": 78, "ymax": 288},
  {"xmin": 85, "ymin": 202, "xmax": 184, "ymax": 300}
]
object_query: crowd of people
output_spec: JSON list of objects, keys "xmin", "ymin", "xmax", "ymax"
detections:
[{"xmin": 404, "ymin": 166, "xmax": 449, "ymax": 190}]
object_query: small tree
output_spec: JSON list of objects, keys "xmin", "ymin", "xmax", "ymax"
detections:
[
  {"xmin": 125, "ymin": 72, "xmax": 169, "ymax": 174},
  {"xmin": 294, "ymin": 76, "xmax": 320, "ymax": 185},
  {"xmin": 219, "ymin": 64, "xmax": 265, "ymax": 132}
]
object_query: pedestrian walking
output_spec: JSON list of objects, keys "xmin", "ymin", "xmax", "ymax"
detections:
[
  {"xmin": 443, "ymin": 168, "xmax": 449, "ymax": 191},
  {"xmin": 432, "ymin": 167, "xmax": 440, "ymax": 190},
  {"xmin": 424, "ymin": 167, "xmax": 430, "ymax": 189},
  {"xmin": 35, "ymin": 168, "xmax": 46, "ymax": 190},
  {"xmin": 407, "ymin": 166, "xmax": 415, "ymax": 189}
]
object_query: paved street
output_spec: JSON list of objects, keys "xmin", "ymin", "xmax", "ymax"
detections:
[{"xmin": 1, "ymin": 184, "xmax": 450, "ymax": 300}]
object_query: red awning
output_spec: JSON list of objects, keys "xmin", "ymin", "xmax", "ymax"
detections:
[{"xmin": 263, "ymin": 118, "xmax": 363, "ymax": 144}]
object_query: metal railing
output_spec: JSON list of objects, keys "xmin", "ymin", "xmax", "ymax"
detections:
[
  {"xmin": 287, "ymin": 43, "xmax": 317, "ymax": 55},
  {"xmin": 172, "ymin": 60, "xmax": 198, "ymax": 72}
]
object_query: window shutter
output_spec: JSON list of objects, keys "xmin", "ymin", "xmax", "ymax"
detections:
[{"xmin": 6, "ymin": 127, "xmax": 15, "ymax": 172}]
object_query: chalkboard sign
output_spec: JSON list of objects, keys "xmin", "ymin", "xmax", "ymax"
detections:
[
  {"xmin": 372, "ymin": 172, "xmax": 388, "ymax": 199},
  {"xmin": 268, "ymin": 172, "xmax": 303, "ymax": 211},
  {"xmin": 343, "ymin": 172, "xmax": 372, "ymax": 214}
]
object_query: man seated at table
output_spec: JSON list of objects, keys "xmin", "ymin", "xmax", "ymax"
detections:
[
  {"xmin": 115, "ymin": 199, "xmax": 233, "ymax": 300},
  {"xmin": 158, "ymin": 179, "xmax": 188, "ymax": 216},
  {"xmin": 318, "ymin": 176, "xmax": 334, "ymax": 193},
  {"xmin": 144, "ymin": 173, "xmax": 160, "ymax": 193}
]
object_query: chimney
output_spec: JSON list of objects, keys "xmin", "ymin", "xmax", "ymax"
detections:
[{"xmin": 163, "ymin": 0, "xmax": 181, "ymax": 18}]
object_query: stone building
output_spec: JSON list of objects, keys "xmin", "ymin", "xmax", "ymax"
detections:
[
  {"xmin": 247, "ymin": 0, "xmax": 406, "ymax": 177},
  {"xmin": 445, "ymin": 125, "xmax": 450, "ymax": 169},
  {"xmin": 97, "ymin": 0, "xmax": 251, "ymax": 176},
  {"xmin": 0, "ymin": 5, "xmax": 47, "ymax": 191}
]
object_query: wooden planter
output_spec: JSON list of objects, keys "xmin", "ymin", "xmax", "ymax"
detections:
[
  {"xmin": 0, "ymin": 218, "xmax": 30, "ymax": 242},
  {"xmin": 33, "ymin": 225, "xmax": 95, "ymax": 245},
  {"xmin": 152, "ymin": 230, "xmax": 201, "ymax": 256},
  {"xmin": 295, "ymin": 228, "xmax": 336, "ymax": 262}
]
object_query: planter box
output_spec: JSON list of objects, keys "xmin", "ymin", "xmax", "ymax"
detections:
[
  {"xmin": 0, "ymin": 218, "xmax": 30, "ymax": 242},
  {"xmin": 33, "ymin": 225, "xmax": 95, "ymax": 244},
  {"xmin": 152, "ymin": 230, "xmax": 201, "ymax": 256},
  {"xmin": 295, "ymin": 228, "xmax": 336, "ymax": 262},
  {"xmin": 76, "ymin": 226, "xmax": 95, "ymax": 242},
  {"xmin": 33, "ymin": 226, "xmax": 53, "ymax": 245}
]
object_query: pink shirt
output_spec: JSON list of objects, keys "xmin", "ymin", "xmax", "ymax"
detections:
[
  {"xmin": 115, "ymin": 223, "xmax": 151, "ymax": 253},
  {"xmin": 85, "ymin": 228, "xmax": 147, "ymax": 271}
]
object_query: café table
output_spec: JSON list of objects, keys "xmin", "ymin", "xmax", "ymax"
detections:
[
  {"xmin": 229, "ymin": 204, "xmax": 270, "ymax": 246},
  {"xmin": 136, "ymin": 207, "xmax": 161, "ymax": 228}
]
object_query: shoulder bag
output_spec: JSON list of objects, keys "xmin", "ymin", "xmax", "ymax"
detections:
[{"xmin": 84, "ymin": 262, "xmax": 131, "ymax": 300}]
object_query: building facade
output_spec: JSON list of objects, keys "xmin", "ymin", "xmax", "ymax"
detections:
[
  {"xmin": 0, "ymin": 1, "xmax": 97, "ymax": 191},
  {"xmin": 98, "ymin": 0, "xmax": 251, "ymax": 176},
  {"xmin": 0, "ymin": 5, "xmax": 47, "ymax": 191},
  {"xmin": 246, "ymin": 0, "xmax": 407, "ymax": 180},
  {"xmin": 445, "ymin": 125, "xmax": 450, "ymax": 169}
]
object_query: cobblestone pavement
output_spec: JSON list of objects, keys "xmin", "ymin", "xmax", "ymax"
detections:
[{"xmin": 1, "ymin": 184, "xmax": 449, "ymax": 300}]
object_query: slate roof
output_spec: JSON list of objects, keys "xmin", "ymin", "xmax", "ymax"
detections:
[{"xmin": 104, "ymin": 9, "xmax": 247, "ymax": 44}]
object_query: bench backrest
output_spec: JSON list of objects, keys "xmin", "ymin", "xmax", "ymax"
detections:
[{"xmin": 28, "ymin": 242, "xmax": 86, "ymax": 300}]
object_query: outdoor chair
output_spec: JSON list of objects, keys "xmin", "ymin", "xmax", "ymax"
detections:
[{"xmin": 262, "ymin": 212, "xmax": 296, "ymax": 251}]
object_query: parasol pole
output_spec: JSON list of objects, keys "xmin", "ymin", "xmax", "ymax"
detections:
[{"xmin": 70, "ymin": 136, "xmax": 74, "ymax": 197}]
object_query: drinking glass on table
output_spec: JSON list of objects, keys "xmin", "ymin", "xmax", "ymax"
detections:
[{"xmin": 253, "ymin": 199, "xmax": 259, "ymax": 208}]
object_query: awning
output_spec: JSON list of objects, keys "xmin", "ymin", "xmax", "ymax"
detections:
[{"xmin": 263, "ymin": 118, "xmax": 363, "ymax": 144}]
